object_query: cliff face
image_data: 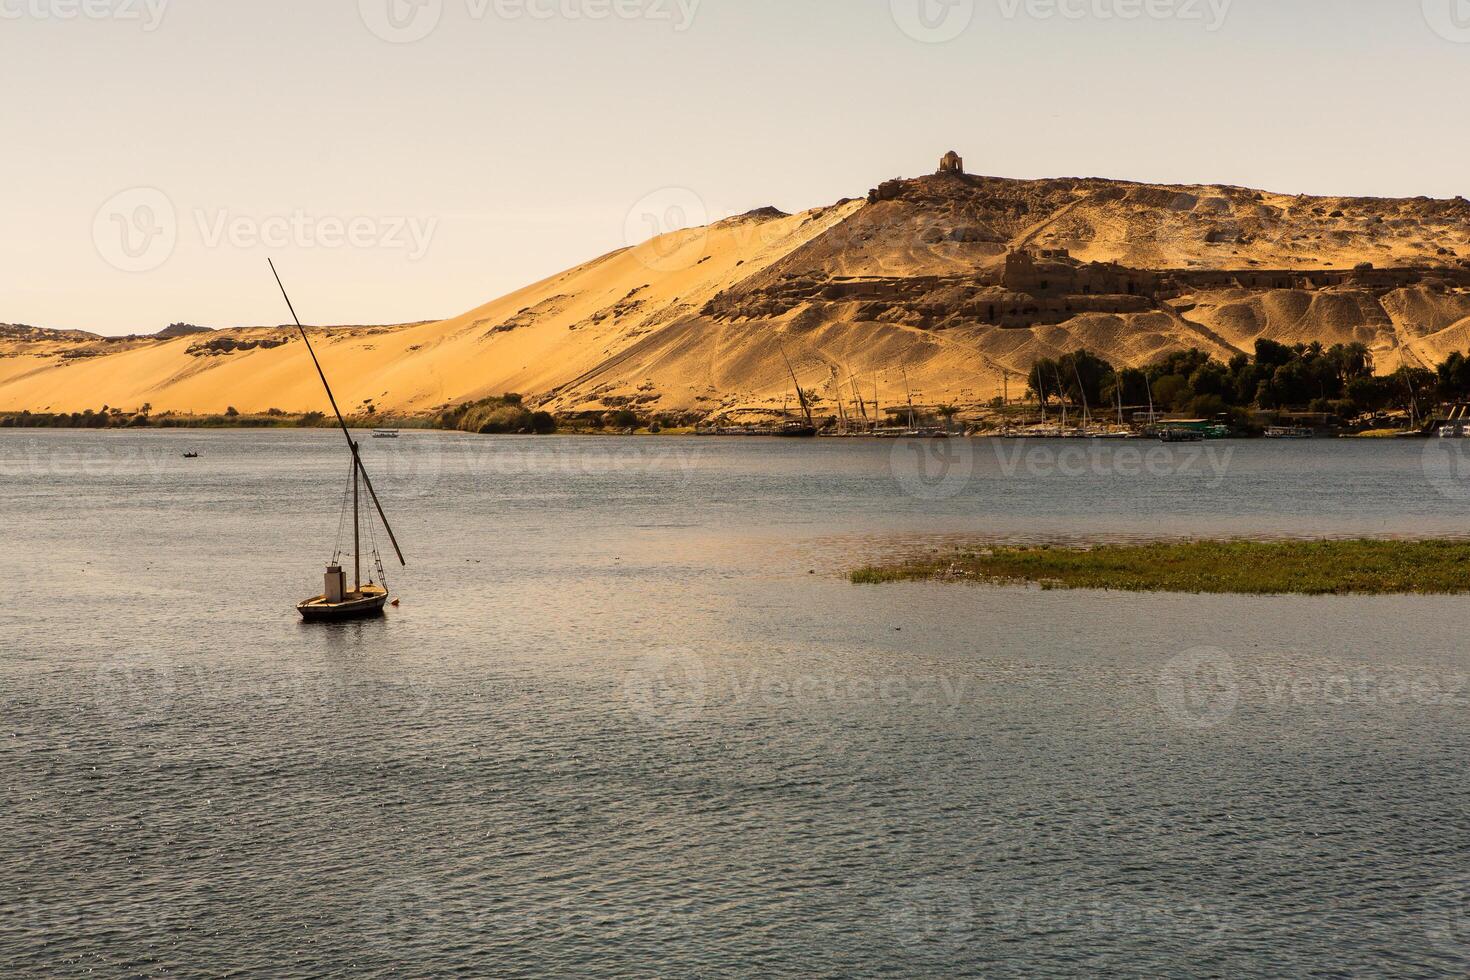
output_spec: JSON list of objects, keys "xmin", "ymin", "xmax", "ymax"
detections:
[{"xmin": 5, "ymin": 171, "xmax": 1470, "ymax": 419}]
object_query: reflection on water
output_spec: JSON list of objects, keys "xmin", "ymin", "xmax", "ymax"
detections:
[{"xmin": 3, "ymin": 431, "xmax": 1469, "ymax": 976}]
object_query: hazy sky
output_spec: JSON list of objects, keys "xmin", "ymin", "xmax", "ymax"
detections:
[{"xmin": 5, "ymin": 0, "xmax": 1469, "ymax": 334}]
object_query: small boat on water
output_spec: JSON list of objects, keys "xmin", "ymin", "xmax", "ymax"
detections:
[
  {"xmin": 183, "ymin": 452, "xmax": 200, "ymax": 459},
  {"xmin": 1159, "ymin": 428, "xmax": 1205, "ymax": 443},
  {"xmin": 775, "ymin": 344, "xmax": 818, "ymax": 437},
  {"xmin": 1265, "ymin": 426, "xmax": 1314, "ymax": 440},
  {"xmin": 372, "ymin": 429, "xmax": 400, "ymax": 439},
  {"xmin": 269, "ymin": 260, "xmax": 407, "ymax": 623},
  {"xmin": 774, "ymin": 420, "xmax": 818, "ymax": 438}
]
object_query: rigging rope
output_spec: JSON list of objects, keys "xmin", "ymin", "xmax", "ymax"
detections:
[
  {"xmin": 365, "ymin": 495, "xmax": 388, "ymax": 589},
  {"xmin": 330, "ymin": 459, "xmax": 354, "ymax": 565}
]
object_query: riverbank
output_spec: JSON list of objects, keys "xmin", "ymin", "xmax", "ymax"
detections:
[{"xmin": 851, "ymin": 539, "xmax": 1470, "ymax": 595}]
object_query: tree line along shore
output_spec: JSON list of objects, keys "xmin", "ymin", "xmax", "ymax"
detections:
[{"xmin": 9, "ymin": 338, "xmax": 1470, "ymax": 437}]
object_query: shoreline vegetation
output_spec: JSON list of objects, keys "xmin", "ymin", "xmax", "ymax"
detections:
[
  {"xmin": 850, "ymin": 540, "xmax": 1470, "ymax": 596},
  {"xmin": 12, "ymin": 331, "xmax": 1470, "ymax": 440},
  {"xmin": 0, "ymin": 395, "xmax": 570, "ymax": 435},
  {"xmin": 0, "ymin": 403, "xmax": 1435, "ymax": 438},
  {"xmin": 0, "ymin": 409, "xmax": 1443, "ymax": 438}
]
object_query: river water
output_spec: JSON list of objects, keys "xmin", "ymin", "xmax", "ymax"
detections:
[{"xmin": 3, "ymin": 430, "xmax": 1469, "ymax": 977}]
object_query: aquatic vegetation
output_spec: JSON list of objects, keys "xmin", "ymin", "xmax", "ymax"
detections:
[{"xmin": 851, "ymin": 539, "xmax": 1470, "ymax": 595}]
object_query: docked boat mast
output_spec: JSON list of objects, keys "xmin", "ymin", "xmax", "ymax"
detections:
[{"xmin": 779, "ymin": 344, "xmax": 815, "ymax": 428}]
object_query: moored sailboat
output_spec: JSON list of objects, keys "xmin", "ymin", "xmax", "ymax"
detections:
[{"xmin": 268, "ymin": 260, "xmax": 407, "ymax": 622}]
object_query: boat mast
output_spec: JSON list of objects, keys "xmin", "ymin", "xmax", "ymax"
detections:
[
  {"xmin": 268, "ymin": 259, "xmax": 405, "ymax": 567},
  {"xmin": 830, "ymin": 367, "xmax": 848, "ymax": 434},
  {"xmin": 779, "ymin": 344, "xmax": 813, "ymax": 427},
  {"xmin": 1053, "ymin": 364, "xmax": 1068, "ymax": 431},
  {"xmin": 352, "ymin": 447, "xmax": 361, "ymax": 591},
  {"xmin": 1072, "ymin": 358, "xmax": 1091, "ymax": 435},
  {"xmin": 902, "ymin": 366, "xmax": 916, "ymax": 430},
  {"xmin": 850, "ymin": 370, "xmax": 869, "ymax": 431}
]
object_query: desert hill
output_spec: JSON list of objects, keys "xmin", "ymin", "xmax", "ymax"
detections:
[{"xmin": 5, "ymin": 157, "xmax": 1470, "ymax": 420}]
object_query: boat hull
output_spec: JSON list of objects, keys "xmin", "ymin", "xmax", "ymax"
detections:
[{"xmin": 297, "ymin": 586, "xmax": 390, "ymax": 622}]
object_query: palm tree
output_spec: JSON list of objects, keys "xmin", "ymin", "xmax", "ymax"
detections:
[{"xmin": 936, "ymin": 404, "xmax": 959, "ymax": 433}]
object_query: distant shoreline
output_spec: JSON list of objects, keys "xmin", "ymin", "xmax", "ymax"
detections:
[{"xmin": 0, "ymin": 412, "xmax": 1433, "ymax": 439}]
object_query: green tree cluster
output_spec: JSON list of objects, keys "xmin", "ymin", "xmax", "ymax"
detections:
[{"xmin": 1024, "ymin": 341, "xmax": 1448, "ymax": 420}]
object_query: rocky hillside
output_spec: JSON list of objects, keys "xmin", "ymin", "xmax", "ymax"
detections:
[{"xmin": 4, "ymin": 161, "xmax": 1470, "ymax": 419}]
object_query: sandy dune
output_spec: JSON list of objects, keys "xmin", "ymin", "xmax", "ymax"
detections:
[{"xmin": 6, "ymin": 167, "xmax": 1470, "ymax": 419}]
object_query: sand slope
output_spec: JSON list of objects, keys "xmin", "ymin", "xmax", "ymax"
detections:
[{"xmin": 6, "ymin": 170, "xmax": 1470, "ymax": 418}]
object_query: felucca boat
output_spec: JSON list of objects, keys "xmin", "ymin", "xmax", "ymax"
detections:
[{"xmin": 268, "ymin": 260, "xmax": 407, "ymax": 622}]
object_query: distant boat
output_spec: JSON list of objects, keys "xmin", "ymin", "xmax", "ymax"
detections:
[
  {"xmin": 774, "ymin": 420, "xmax": 818, "ymax": 438},
  {"xmin": 1160, "ymin": 428, "xmax": 1205, "ymax": 443},
  {"xmin": 372, "ymin": 428, "xmax": 400, "ymax": 439},
  {"xmin": 777, "ymin": 343, "xmax": 818, "ymax": 437},
  {"xmin": 269, "ymin": 260, "xmax": 407, "ymax": 623},
  {"xmin": 182, "ymin": 452, "xmax": 200, "ymax": 459},
  {"xmin": 1265, "ymin": 426, "xmax": 1314, "ymax": 440}
]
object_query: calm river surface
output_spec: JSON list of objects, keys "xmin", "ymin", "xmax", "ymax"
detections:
[{"xmin": 4, "ymin": 430, "xmax": 1470, "ymax": 977}]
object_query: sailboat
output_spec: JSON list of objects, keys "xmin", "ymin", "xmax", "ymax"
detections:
[
  {"xmin": 901, "ymin": 366, "xmax": 921, "ymax": 436},
  {"xmin": 268, "ymin": 260, "xmax": 407, "ymax": 622},
  {"xmin": 777, "ymin": 344, "xmax": 818, "ymax": 437}
]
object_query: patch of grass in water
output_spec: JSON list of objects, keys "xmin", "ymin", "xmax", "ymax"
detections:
[{"xmin": 849, "ymin": 539, "xmax": 1470, "ymax": 596}]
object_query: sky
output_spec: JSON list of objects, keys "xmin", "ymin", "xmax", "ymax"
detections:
[{"xmin": 4, "ymin": 0, "xmax": 1469, "ymax": 335}]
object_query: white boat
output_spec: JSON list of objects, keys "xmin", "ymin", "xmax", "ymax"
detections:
[{"xmin": 372, "ymin": 428, "xmax": 400, "ymax": 439}]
